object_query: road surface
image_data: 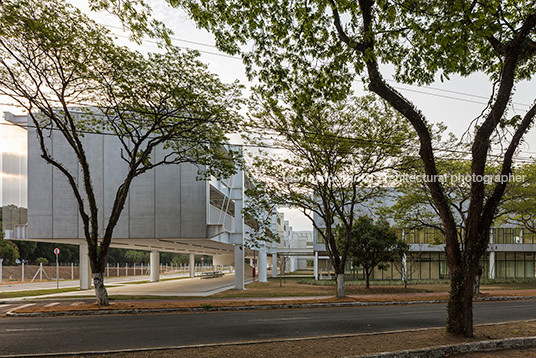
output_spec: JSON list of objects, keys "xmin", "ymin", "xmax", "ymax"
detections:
[{"xmin": 1, "ymin": 300, "xmax": 535, "ymax": 356}]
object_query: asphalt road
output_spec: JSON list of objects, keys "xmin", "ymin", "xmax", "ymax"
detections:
[{"xmin": 1, "ymin": 300, "xmax": 535, "ymax": 356}]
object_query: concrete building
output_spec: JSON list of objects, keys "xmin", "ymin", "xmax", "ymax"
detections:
[
  {"xmin": 1, "ymin": 112, "xmax": 269, "ymax": 290},
  {"xmin": 312, "ymin": 208, "xmax": 536, "ymax": 281}
]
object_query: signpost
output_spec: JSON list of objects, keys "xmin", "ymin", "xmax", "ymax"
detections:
[{"xmin": 54, "ymin": 248, "xmax": 60, "ymax": 289}]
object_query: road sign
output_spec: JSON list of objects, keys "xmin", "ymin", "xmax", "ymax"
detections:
[{"xmin": 53, "ymin": 248, "xmax": 60, "ymax": 255}]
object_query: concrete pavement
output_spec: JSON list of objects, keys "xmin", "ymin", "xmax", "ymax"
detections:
[
  {"xmin": 0, "ymin": 273, "xmax": 243, "ymax": 301},
  {"xmin": 0, "ymin": 271, "xmax": 192, "ymax": 292}
]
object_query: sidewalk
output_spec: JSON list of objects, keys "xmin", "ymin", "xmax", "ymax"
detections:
[{"xmin": 0, "ymin": 271, "xmax": 191, "ymax": 292}]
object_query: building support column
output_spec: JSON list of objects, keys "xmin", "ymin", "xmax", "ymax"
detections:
[
  {"xmin": 258, "ymin": 249, "xmax": 267, "ymax": 282},
  {"xmin": 150, "ymin": 250, "xmax": 160, "ymax": 282},
  {"xmin": 79, "ymin": 242, "xmax": 91, "ymax": 290},
  {"xmin": 271, "ymin": 253, "xmax": 277, "ymax": 278},
  {"xmin": 489, "ymin": 252, "xmax": 495, "ymax": 279},
  {"xmin": 234, "ymin": 244, "xmax": 244, "ymax": 290},
  {"xmin": 189, "ymin": 253, "xmax": 195, "ymax": 278},
  {"xmin": 314, "ymin": 251, "xmax": 319, "ymax": 280}
]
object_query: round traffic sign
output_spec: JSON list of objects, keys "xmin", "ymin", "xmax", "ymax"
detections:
[{"xmin": 53, "ymin": 247, "xmax": 60, "ymax": 255}]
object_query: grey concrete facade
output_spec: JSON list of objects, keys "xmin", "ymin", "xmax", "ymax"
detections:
[{"xmin": 3, "ymin": 112, "xmax": 266, "ymax": 289}]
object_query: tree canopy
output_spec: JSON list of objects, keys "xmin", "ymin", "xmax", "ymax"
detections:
[
  {"xmin": 341, "ymin": 216, "xmax": 408, "ymax": 289},
  {"xmin": 246, "ymin": 93, "xmax": 413, "ymax": 297},
  {"xmin": 0, "ymin": 0, "xmax": 242, "ymax": 304},
  {"xmin": 164, "ymin": 0, "xmax": 536, "ymax": 337}
]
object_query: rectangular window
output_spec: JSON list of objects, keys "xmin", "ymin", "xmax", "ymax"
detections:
[
  {"xmin": 504, "ymin": 229, "xmax": 514, "ymax": 244},
  {"xmin": 506, "ymin": 261, "xmax": 515, "ymax": 278},
  {"xmin": 524, "ymin": 231, "xmax": 534, "ymax": 244},
  {"xmin": 514, "ymin": 229, "xmax": 523, "ymax": 244}
]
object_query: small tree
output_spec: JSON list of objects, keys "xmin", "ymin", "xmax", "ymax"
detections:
[
  {"xmin": 342, "ymin": 217, "xmax": 408, "ymax": 289},
  {"xmin": 393, "ymin": 251, "xmax": 421, "ymax": 289}
]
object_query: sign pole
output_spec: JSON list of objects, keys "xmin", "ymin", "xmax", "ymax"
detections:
[
  {"xmin": 53, "ymin": 248, "xmax": 60, "ymax": 289},
  {"xmin": 56, "ymin": 254, "xmax": 59, "ymax": 289}
]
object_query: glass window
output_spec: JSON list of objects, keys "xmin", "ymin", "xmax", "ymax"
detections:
[
  {"xmin": 496, "ymin": 228, "xmax": 504, "ymax": 244},
  {"xmin": 506, "ymin": 261, "xmax": 515, "ymax": 278},
  {"xmin": 525, "ymin": 261, "xmax": 534, "ymax": 279},
  {"xmin": 514, "ymin": 229, "xmax": 523, "ymax": 244},
  {"xmin": 489, "ymin": 229, "xmax": 496, "ymax": 243},
  {"xmin": 496, "ymin": 261, "xmax": 505, "ymax": 279},
  {"xmin": 524, "ymin": 231, "xmax": 534, "ymax": 244},
  {"xmin": 504, "ymin": 229, "xmax": 514, "ymax": 244},
  {"xmin": 516, "ymin": 260, "xmax": 525, "ymax": 278}
]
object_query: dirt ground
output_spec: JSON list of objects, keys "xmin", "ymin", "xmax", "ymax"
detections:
[{"xmin": 43, "ymin": 321, "xmax": 536, "ymax": 358}]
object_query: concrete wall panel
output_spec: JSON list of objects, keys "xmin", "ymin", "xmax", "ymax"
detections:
[
  {"xmin": 180, "ymin": 164, "xmax": 206, "ymax": 238},
  {"xmin": 154, "ymin": 146, "xmax": 181, "ymax": 238},
  {"xmin": 51, "ymin": 130, "xmax": 79, "ymax": 238},
  {"xmin": 103, "ymin": 134, "xmax": 130, "ymax": 239},
  {"xmin": 27, "ymin": 127, "xmax": 53, "ymax": 239}
]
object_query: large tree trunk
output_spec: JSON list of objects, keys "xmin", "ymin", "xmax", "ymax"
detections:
[
  {"xmin": 93, "ymin": 272, "xmax": 109, "ymax": 306},
  {"xmin": 336, "ymin": 273, "xmax": 345, "ymax": 298},
  {"xmin": 446, "ymin": 266, "xmax": 476, "ymax": 337},
  {"xmin": 365, "ymin": 270, "xmax": 371, "ymax": 289}
]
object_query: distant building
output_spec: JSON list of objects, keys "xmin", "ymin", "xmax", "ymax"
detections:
[{"xmin": 312, "ymin": 206, "xmax": 536, "ymax": 281}]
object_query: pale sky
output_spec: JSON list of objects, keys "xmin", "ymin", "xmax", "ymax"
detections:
[{"xmin": 2, "ymin": 0, "xmax": 535, "ymax": 230}]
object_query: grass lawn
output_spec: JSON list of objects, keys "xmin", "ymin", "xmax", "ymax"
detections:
[
  {"xmin": 0, "ymin": 287, "xmax": 80, "ymax": 299},
  {"xmin": 210, "ymin": 277, "xmax": 536, "ymax": 299},
  {"xmin": 208, "ymin": 277, "xmax": 447, "ymax": 299}
]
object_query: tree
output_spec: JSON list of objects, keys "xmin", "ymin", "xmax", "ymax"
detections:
[
  {"xmin": 383, "ymin": 156, "xmax": 509, "ymax": 244},
  {"xmin": 392, "ymin": 251, "xmax": 421, "ymax": 289},
  {"xmin": 158, "ymin": 0, "xmax": 536, "ymax": 337},
  {"xmin": 341, "ymin": 216, "xmax": 408, "ymax": 289},
  {"xmin": 0, "ymin": 0, "xmax": 241, "ymax": 305},
  {"xmin": 0, "ymin": 240, "xmax": 20, "ymax": 265},
  {"xmin": 247, "ymin": 94, "xmax": 412, "ymax": 297},
  {"xmin": 501, "ymin": 162, "xmax": 536, "ymax": 235}
]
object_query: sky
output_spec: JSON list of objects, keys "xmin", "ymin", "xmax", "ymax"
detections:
[{"xmin": 2, "ymin": 0, "xmax": 535, "ymax": 231}]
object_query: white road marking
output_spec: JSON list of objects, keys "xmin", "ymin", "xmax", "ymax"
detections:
[
  {"xmin": 44, "ymin": 302, "xmax": 60, "ymax": 307},
  {"xmin": 6, "ymin": 303, "xmax": 35, "ymax": 315}
]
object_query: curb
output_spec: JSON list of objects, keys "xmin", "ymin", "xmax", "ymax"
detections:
[
  {"xmin": 354, "ymin": 336, "xmax": 536, "ymax": 357},
  {"xmin": 6, "ymin": 295, "xmax": 536, "ymax": 317}
]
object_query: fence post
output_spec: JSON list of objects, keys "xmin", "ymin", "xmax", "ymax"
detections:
[
  {"xmin": 126, "ymin": 263, "xmax": 128, "ymax": 276},
  {"xmin": 39, "ymin": 262, "xmax": 43, "ymax": 281},
  {"xmin": 107, "ymin": 263, "xmax": 109, "ymax": 277},
  {"xmin": 117, "ymin": 262, "xmax": 119, "ymax": 277},
  {"xmin": 71, "ymin": 263, "xmax": 74, "ymax": 280},
  {"xmin": 21, "ymin": 260, "xmax": 24, "ymax": 282},
  {"xmin": 0, "ymin": 259, "xmax": 3, "ymax": 284}
]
